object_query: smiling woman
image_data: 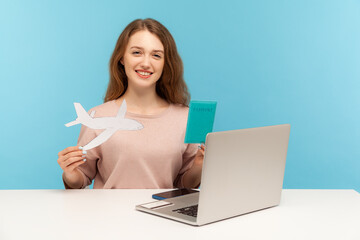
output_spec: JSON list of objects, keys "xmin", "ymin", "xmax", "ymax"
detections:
[
  {"xmin": 106, "ymin": 18, "xmax": 189, "ymax": 105},
  {"xmin": 57, "ymin": 18, "xmax": 204, "ymax": 189}
]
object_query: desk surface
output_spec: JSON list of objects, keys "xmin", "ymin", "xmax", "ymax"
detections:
[{"xmin": 0, "ymin": 189, "xmax": 359, "ymax": 240}]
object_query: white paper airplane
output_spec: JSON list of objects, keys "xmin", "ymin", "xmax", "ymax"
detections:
[{"xmin": 65, "ymin": 100, "xmax": 143, "ymax": 150}]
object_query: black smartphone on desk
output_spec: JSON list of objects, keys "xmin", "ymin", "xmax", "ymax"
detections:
[{"xmin": 152, "ymin": 188, "xmax": 199, "ymax": 200}]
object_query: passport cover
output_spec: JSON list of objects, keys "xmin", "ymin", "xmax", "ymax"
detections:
[{"xmin": 184, "ymin": 101, "xmax": 217, "ymax": 144}]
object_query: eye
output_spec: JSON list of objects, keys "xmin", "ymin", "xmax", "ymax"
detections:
[
  {"xmin": 153, "ymin": 54, "xmax": 162, "ymax": 59},
  {"xmin": 132, "ymin": 51, "xmax": 141, "ymax": 55}
]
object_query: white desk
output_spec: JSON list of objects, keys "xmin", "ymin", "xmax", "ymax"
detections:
[{"xmin": 0, "ymin": 189, "xmax": 359, "ymax": 240}]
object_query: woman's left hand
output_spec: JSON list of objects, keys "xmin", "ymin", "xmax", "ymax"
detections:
[{"xmin": 182, "ymin": 144, "xmax": 205, "ymax": 188}]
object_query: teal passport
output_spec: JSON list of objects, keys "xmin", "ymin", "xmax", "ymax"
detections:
[{"xmin": 184, "ymin": 101, "xmax": 217, "ymax": 144}]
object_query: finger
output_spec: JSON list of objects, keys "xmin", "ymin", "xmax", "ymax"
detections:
[
  {"xmin": 65, "ymin": 149, "xmax": 86, "ymax": 158},
  {"xmin": 65, "ymin": 159, "xmax": 86, "ymax": 172},
  {"xmin": 58, "ymin": 151, "xmax": 83, "ymax": 167},
  {"xmin": 61, "ymin": 149, "xmax": 87, "ymax": 163},
  {"xmin": 58, "ymin": 146, "xmax": 79, "ymax": 157},
  {"xmin": 58, "ymin": 152, "xmax": 84, "ymax": 167},
  {"xmin": 198, "ymin": 144, "xmax": 205, "ymax": 150},
  {"xmin": 58, "ymin": 146, "xmax": 83, "ymax": 157},
  {"xmin": 196, "ymin": 149, "xmax": 205, "ymax": 157},
  {"xmin": 63, "ymin": 156, "xmax": 86, "ymax": 168},
  {"xmin": 63, "ymin": 157, "xmax": 86, "ymax": 169}
]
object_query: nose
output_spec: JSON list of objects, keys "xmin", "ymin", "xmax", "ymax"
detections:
[{"xmin": 140, "ymin": 55, "xmax": 151, "ymax": 70}]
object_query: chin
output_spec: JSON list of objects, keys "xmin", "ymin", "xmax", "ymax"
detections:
[{"xmin": 133, "ymin": 80, "xmax": 157, "ymax": 89}]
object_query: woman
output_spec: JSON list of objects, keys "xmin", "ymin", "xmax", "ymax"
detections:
[{"xmin": 57, "ymin": 18, "xmax": 204, "ymax": 189}]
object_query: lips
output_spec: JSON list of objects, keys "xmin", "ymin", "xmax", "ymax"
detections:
[{"xmin": 135, "ymin": 70, "xmax": 153, "ymax": 79}]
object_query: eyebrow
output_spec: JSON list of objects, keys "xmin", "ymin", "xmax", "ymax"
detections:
[{"xmin": 130, "ymin": 46, "xmax": 164, "ymax": 53}]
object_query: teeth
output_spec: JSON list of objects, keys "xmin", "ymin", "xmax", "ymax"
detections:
[{"xmin": 137, "ymin": 71, "xmax": 151, "ymax": 76}]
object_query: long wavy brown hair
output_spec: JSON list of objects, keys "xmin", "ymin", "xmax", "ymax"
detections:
[{"xmin": 104, "ymin": 18, "xmax": 190, "ymax": 106}]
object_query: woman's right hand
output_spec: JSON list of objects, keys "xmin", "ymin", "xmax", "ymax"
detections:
[{"xmin": 57, "ymin": 146, "xmax": 86, "ymax": 175}]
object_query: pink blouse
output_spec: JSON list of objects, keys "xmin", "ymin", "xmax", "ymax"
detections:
[{"xmin": 65, "ymin": 100, "xmax": 198, "ymax": 189}]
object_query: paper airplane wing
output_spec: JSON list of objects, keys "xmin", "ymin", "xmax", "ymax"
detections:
[
  {"xmin": 82, "ymin": 128, "xmax": 117, "ymax": 150},
  {"xmin": 116, "ymin": 100, "xmax": 127, "ymax": 118},
  {"xmin": 74, "ymin": 103, "xmax": 89, "ymax": 118}
]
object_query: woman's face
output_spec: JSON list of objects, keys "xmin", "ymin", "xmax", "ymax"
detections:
[{"xmin": 121, "ymin": 30, "xmax": 165, "ymax": 91}]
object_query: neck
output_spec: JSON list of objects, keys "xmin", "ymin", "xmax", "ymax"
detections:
[{"xmin": 118, "ymin": 85, "xmax": 169, "ymax": 115}]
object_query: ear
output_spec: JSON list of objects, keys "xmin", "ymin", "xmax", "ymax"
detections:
[{"xmin": 119, "ymin": 57, "xmax": 124, "ymax": 65}]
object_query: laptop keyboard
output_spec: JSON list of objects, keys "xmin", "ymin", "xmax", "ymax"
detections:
[{"xmin": 172, "ymin": 205, "xmax": 198, "ymax": 217}]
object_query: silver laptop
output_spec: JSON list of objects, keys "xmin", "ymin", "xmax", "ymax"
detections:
[{"xmin": 136, "ymin": 124, "xmax": 290, "ymax": 226}]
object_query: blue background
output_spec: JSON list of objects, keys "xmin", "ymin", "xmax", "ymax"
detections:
[{"xmin": 0, "ymin": 0, "xmax": 359, "ymax": 191}]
